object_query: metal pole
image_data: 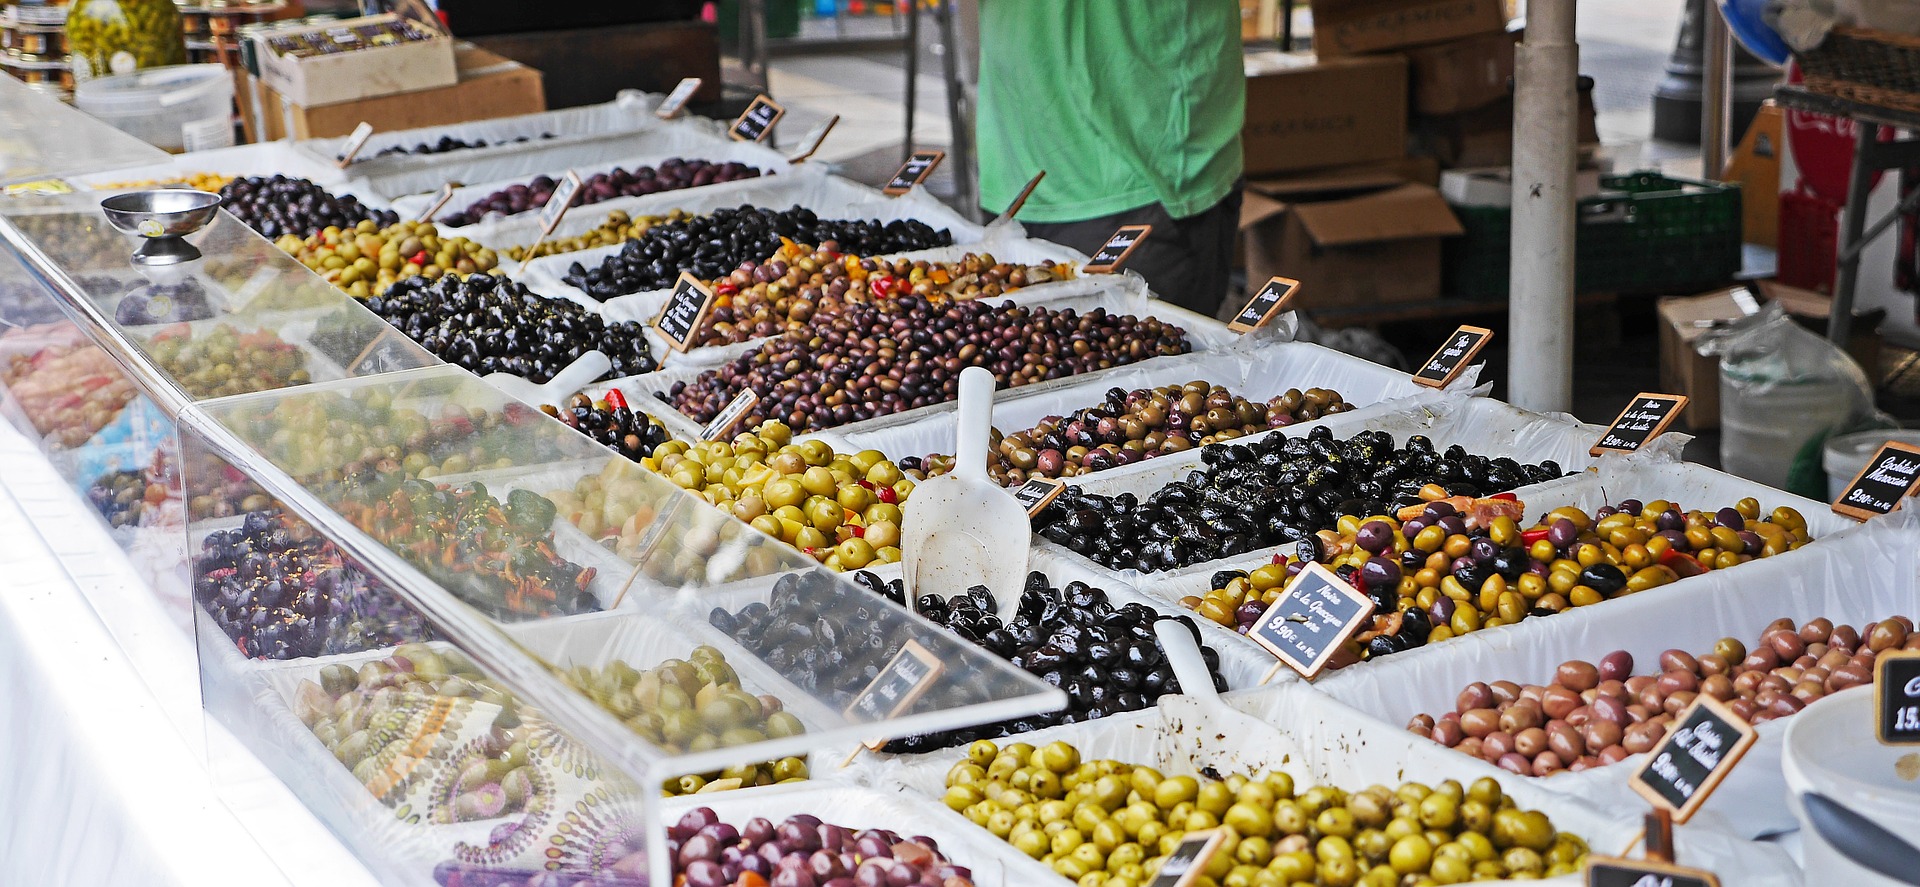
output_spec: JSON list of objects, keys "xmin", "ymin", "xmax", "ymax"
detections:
[
  {"xmin": 1829, "ymin": 122, "xmax": 1881, "ymax": 347},
  {"xmin": 1509, "ymin": 0, "xmax": 1579, "ymax": 413},
  {"xmin": 903, "ymin": 0, "xmax": 921, "ymax": 160},
  {"xmin": 1701, "ymin": 0, "xmax": 1733, "ymax": 177}
]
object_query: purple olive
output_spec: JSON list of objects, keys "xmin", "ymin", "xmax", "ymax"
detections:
[
  {"xmin": 678, "ymin": 833, "xmax": 720, "ymax": 866},
  {"xmin": 1656, "ymin": 510, "xmax": 1685, "ymax": 532},
  {"xmin": 1424, "ymin": 500, "xmax": 1458, "ymax": 520},
  {"xmin": 1546, "ymin": 518, "xmax": 1578, "ymax": 547},
  {"xmin": 1469, "ymin": 537, "xmax": 1499, "ymax": 563},
  {"xmin": 1737, "ymin": 530, "xmax": 1763, "ymax": 555},
  {"xmin": 700, "ymin": 823, "xmax": 741, "ymax": 847},
  {"xmin": 1715, "ymin": 507, "xmax": 1746, "ymax": 531},
  {"xmin": 1437, "ymin": 515, "xmax": 1468, "ymax": 536},
  {"xmin": 1354, "ymin": 520, "xmax": 1394, "ymax": 554},
  {"xmin": 683, "ymin": 860, "xmax": 726, "ymax": 887},
  {"xmin": 744, "ymin": 817, "xmax": 776, "ymax": 846},
  {"xmin": 1401, "ymin": 517, "xmax": 1429, "ymax": 538},
  {"xmin": 1595, "ymin": 505, "xmax": 1617, "ymax": 520},
  {"xmin": 1619, "ymin": 498, "xmax": 1644, "ymax": 515},
  {"xmin": 1429, "ymin": 596, "xmax": 1457, "ymax": 625},
  {"xmin": 1361, "ymin": 557, "xmax": 1402, "ymax": 590}
]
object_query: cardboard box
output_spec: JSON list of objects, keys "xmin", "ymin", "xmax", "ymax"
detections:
[
  {"xmin": 1405, "ymin": 29, "xmax": 1517, "ymax": 115},
  {"xmin": 1310, "ymin": 0, "xmax": 1507, "ymax": 56},
  {"xmin": 1658, "ymin": 289, "xmax": 1744, "ymax": 430},
  {"xmin": 243, "ymin": 46, "xmax": 544, "ymax": 141},
  {"xmin": 1243, "ymin": 53, "xmax": 1407, "ymax": 176},
  {"xmin": 252, "ymin": 14, "xmax": 457, "ymax": 108},
  {"xmin": 1412, "ymin": 83, "xmax": 1596, "ymax": 169},
  {"xmin": 1240, "ymin": 180, "xmax": 1464, "ymax": 308}
]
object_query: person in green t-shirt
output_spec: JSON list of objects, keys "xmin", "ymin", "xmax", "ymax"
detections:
[{"xmin": 976, "ymin": 0, "xmax": 1245, "ymax": 317}]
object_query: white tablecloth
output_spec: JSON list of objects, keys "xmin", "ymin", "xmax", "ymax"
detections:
[{"xmin": 0, "ymin": 424, "xmax": 379, "ymax": 887}]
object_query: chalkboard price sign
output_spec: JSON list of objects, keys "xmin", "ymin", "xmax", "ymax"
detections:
[
  {"xmin": 655, "ymin": 77, "xmax": 702, "ymax": 119},
  {"xmin": 1084, "ymin": 224, "xmax": 1152, "ymax": 274},
  {"xmin": 347, "ymin": 328, "xmax": 419, "ymax": 377},
  {"xmin": 1012, "ymin": 476, "xmax": 1066, "ymax": 516},
  {"xmin": 1590, "ymin": 393, "xmax": 1688, "ymax": 456},
  {"xmin": 1876, "ymin": 651, "xmax": 1920, "ymax": 744},
  {"xmin": 1833, "ymin": 440, "xmax": 1920, "ymax": 521},
  {"xmin": 700, "ymin": 389, "xmax": 760, "ymax": 441},
  {"xmin": 1228, "ymin": 276, "xmax": 1301, "ymax": 333},
  {"xmin": 335, "ymin": 121, "xmax": 374, "ymax": 166},
  {"xmin": 1629, "ymin": 694, "xmax": 1757, "ymax": 823},
  {"xmin": 884, "ymin": 150, "xmax": 946, "ymax": 195},
  {"xmin": 1146, "ymin": 829, "xmax": 1228, "ymax": 887},
  {"xmin": 729, "ymin": 94, "xmax": 785, "ymax": 143},
  {"xmin": 653, "ymin": 272, "xmax": 718, "ymax": 352},
  {"xmin": 1412, "ymin": 325, "xmax": 1492, "ymax": 389},
  {"xmin": 1585, "ymin": 856, "xmax": 1720, "ymax": 887},
  {"xmin": 1246, "ymin": 562, "xmax": 1377, "ymax": 679},
  {"xmin": 417, "ymin": 182, "xmax": 458, "ymax": 223},
  {"xmin": 846, "ymin": 640, "xmax": 944, "ymax": 727}
]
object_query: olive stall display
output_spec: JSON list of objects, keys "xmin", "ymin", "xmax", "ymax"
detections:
[
  {"xmin": 224, "ymin": 390, "xmax": 569, "ymax": 487},
  {"xmin": 195, "ymin": 509, "xmax": 435, "ymax": 660},
  {"xmin": 557, "ymin": 647, "xmax": 810, "ymax": 795},
  {"xmin": 906, "ymin": 382, "xmax": 1354, "ymax": 487},
  {"xmin": 558, "ymin": 205, "xmax": 955, "ymax": 301},
  {"xmin": 945, "ymin": 741, "xmax": 1591, "ymax": 883},
  {"xmin": 142, "ymin": 322, "xmax": 313, "ymax": 399},
  {"xmin": 437, "ymin": 161, "xmax": 765, "ymax": 228},
  {"xmin": 375, "ymin": 132, "xmax": 556, "ymax": 158},
  {"xmin": 275, "ymin": 220, "xmax": 500, "ymax": 299},
  {"xmin": 430, "ymin": 808, "xmax": 979, "ymax": 887},
  {"xmin": 1193, "ymin": 496, "xmax": 1815, "ymax": 662},
  {"xmin": 504, "ymin": 209, "xmax": 688, "ymax": 262},
  {"xmin": 666, "ymin": 297, "xmax": 1193, "ymax": 434},
  {"xmin": 364, "ymin": 274, "xmax": 658, "ymax": 384},
  {"xmin": 540, "ymin": 389, "xmax": 674, "ymax": 463},
  {"xmin": 1, "ymin": 338, "xmax": 138, "ymax": 448},
  {"xmin": 1410, "ymin": 616, "xmax": 1918, "ymax": 777},
  {"xmin": 218, "ymin": 175, "xmax": 399, "ymax": 240},
  {"xmin": 1034, "ymin": 427, "xmax": 1567, "ymax": 574}
]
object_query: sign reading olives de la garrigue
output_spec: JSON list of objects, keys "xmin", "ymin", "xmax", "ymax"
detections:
[
  {"xmin": 1833, "ymin": 441, "xmax": 1920, "ymax": 521},
  {"xmin": 1012, "ymin": 476, "xmax": 1066, "ymax": 517},
  {"xmin": 1629, "ymin": 694, "xmax": 1757, "ymax": 823},
  {"xmin": 1247, "ymin": 562, "xmax": 1377, "ymax": 679},
  {"xmin": 1584, "ymin": 856, "xmax": 1720, "ymax": 887},
  {"xmin": 1589, "ymin": 393, "xmax": 1688, "ymax": 456},
  {"xmin": 729, "ymin": 94, "xmax": 785, "ymax": 143},
  {"xmin": 1146, "ymin": 829, "xmax": 1228, "ymax": 887},
  {"xmin": 653, "ymin": 271, "xmax": 717, "ymax": 352},
  {"xmin": 884, "ymin": 150, "xmax": 946, "ymax": 196},
  {"xmin": 1228, "ymin": 276, "xmax": 1301, "ymax": 333},
  {"xmin": 1084, "ymin": 224, "xmax": 1152, "ymax": 274},
  {"xmin": 1412, "ymin": 325, "xmax": 1492, "ymax": 389},
  {"xmin": 1875, "ymin": 651, "xmax": 1920, "ymax": 744},
  {"xmin": 655, "ymin": 77, "xmax": 702, "ymax": 119},
  {"xmin": 848, "ymin": 640, "xmax": 944, "ymax": 749}
]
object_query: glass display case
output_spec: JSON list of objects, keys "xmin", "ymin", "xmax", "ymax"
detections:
[{"xmin": 0, "ymin": 147, "xmax": 1064, "ymax": 887}]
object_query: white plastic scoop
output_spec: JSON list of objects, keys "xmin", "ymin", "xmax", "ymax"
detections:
[
  {"xmin": 1155, "ymin": 619, "xmax": 1220, "ymax": 703},
  {"xmin": 900, "ymin": 366, "xmax": 1030, "ymax": 619},
  {"xmin": 481, "ymin": 349, "xmax": 612, "ymax": 408}
]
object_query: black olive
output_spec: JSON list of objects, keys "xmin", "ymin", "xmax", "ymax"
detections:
[{"xmin": 1579, "ymin": 563, "xmax": 1629, "ymax": 595}]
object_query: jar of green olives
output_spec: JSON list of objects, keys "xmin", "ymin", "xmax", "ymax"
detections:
[{"xmin": 66, "ymin": 0, "xmax": 186, "ymax": 83}]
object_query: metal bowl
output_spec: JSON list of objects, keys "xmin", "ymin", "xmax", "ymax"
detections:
[{"xmin": 100, "ymin": 189, "xmax": 221, "ymax": 239}]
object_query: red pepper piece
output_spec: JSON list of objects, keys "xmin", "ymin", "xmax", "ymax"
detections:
[
  {"xmin": 876, "ymin": 486, "xmax": 898, "ymax": 504},
  {"xmin": 410, "ymin": 250, "xmax": 429, "ymax": 267},
  {"xmin": 603, "ymin": 389, "xmax": 628, "ymax": 410},
  {"xmin": 1521, "ymin": 527, "xmax": 1552, "ymax": 544},
  {"xmin": 1491, "ymin": 492, "xmax": 1518, "ymax": 502},
  {"xmin": 1658, "ymin": 546, "xmax": 1706, "ymax": 578}
]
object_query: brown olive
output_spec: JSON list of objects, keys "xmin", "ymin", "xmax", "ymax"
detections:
[
  {"xmin": 1459, "ymin": 708, "xmax": 1501, "ymax": 738},
  {"xmin": 1657, "ymin": 649, "xmax": 1698, "ymax": 674},
  {"xmin": 1598, "ymin": 650, "xmax": 1634, "ymax": 682},
  {"xmin": 1555, "ymin": 661, "xmax": 1600, "ymax": 692},
  {"xmin": 1458, "ymin": 682, "xmax": 1496, "ymax": 712}
]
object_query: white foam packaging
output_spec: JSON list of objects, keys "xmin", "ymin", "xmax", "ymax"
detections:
[
  {"xmin": 1265, "ymin": 479, "xmax": 1897, "ymax": 839},
  {"xmin": 859, "ymin": 693, "xmax": 1800, "ymax": 885},
  {"xmin": 66, "ymin": 140, "xmax": 377, "ymax": 200}
]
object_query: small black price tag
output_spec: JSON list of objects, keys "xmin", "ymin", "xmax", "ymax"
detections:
[
  {"xmin": 653, "ymin": 272, "xmax": 718, "ymax": 353},
  {"xmin": 1412, "ymin": 325, "xmax": 1493, "ymax": 389},
  {"xmin": 655, "ymin": 77, "xmax": 702, "ymax": 119},
  {"xmin": 1145, "ymin": 829, "xmax": 1228, "ymax": 887},
  {"xmin": 417, "ymin": 182, "xmax": 457, "ymax": 223},
  {"xmin": 847, "ymin": 640, "xmax": 944, "ymax": 749},
  {"xmin": 993, "ymin": 170, "xmax": 1046, "ymax": 224},
  {"xmin": 1012, "ymin": 476, "xmax": 1066, "ymax": 517},
  {"xmin": 1629, "ymin": 694, "xmax": 1757, "ymax": 824},
  {"xmin": 1585, "ymin": 857, "xmax": 1719, "ymax": 887},
  {"xmin": 1084, "ymin": 224, "xmax": 1152, "ymax": 274},
  {"xmin": 335, "ymin": 121, "xmax": 374, "ymax": 167},
  {"xmin": 729, "ymin": 94, "xmax": 785, "ymax": 143},
  {"xmin": 347, "ymin": 327, "xmax": 418, "ymax": 376},
  {"xmin": 700, "ymin": 389, "xmax": 759, "ymax": 441},
  {"xmin": 1876, "ymin": 651, "xmax": 1920, "ymax": 744},
  {"xmin": 1228, "ymin": 276, "xmax": 1301, "ymax": 333},
  {"xmin": 1833, "ymin": 441, "xmax": 1920, "ymax": 521},
  {"xmin": 1590, "ymin": 393, "xmax": 1688, "ymax": 456},
  {"xmin": 1246, "ymin": 562, "xmax": 1376, "ymax": 679},
  {"xmin": 884, "ymin": 150, "xmax": 946, "ymax": 195},
  {"xmin": 538, "ymin": 170, "xmax": 583, "ymax": 235}
]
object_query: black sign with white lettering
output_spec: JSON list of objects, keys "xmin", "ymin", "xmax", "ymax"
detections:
[
  {"xmin": 1630, "ymin": 695, "xmax": 1756, "ymax": 823},
  {"xmin": 1146, "ymin": 829, "xmax": 1228, "ymax": 887},
  {"xmin": 1834, "ymin": 441, "xmax": 1920, "ymax": 521},
  {"xmin": 701, "ymin": 389, "xmax": 760, "ymax": 441},
  {"xmin": 1412, "ymin": 325, "xmax": 1492, "ymax": 388},
  {"xmin": 1585, "ymin": 857, "xmax": 1720, "ymax": 887},
  {"xmin": 1590, "ymin": 393, "xmax": 1688, "ymax": 456},
  {"xmin": 845, "ymin": 640, "xmax": 943, "ymax": 725},
  {"xmin": 884, "ymin": 150, "xmax": 945, "ymax": 195},
  {"xmin": 653, "ymin": 272, "xmax": 717, "ymax": 352},
  {"xmin": 1013, "ymin": 476, "xmax": 1066, "ymax": 516},
  {"xmin": 1246, "ymin": 562, "xmax": 1376, "ymax": 679},
  {"xmin": 729, "ymin": 94, "xmax": 785, "ymax": 143},
  {"xmin": 1085, "ymin": 224, "xmax": 1152, "ymax": 274},
  {"xmin": 1877, "ymin": 652, "xmax": 1920, "ymax": 745},
  {"xmin": 1228, "ymin": 276, "xmax": 1301, "ymax": 333}
]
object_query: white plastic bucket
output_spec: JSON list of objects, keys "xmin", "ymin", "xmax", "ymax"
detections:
[
  {"xmin": 1825, "ymin": 430, "xmax": 1920, "ymax": 502},
  {"xmin": 74, "ymin": 64, "xmax": 233, "ymax": 154},
  {"xmin": 1782, "ymin": 689, "xmax": 1920, "ymax": 886}
]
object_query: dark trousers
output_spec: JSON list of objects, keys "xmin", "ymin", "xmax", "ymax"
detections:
[{"xmin": 1017, "ymin": 182, "xmax": 1244, "ymax": 318}]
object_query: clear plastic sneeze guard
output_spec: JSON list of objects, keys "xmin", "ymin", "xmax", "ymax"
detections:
[{"xmin": 0, "ymin": 73, "xmax": 171, "ymax": 186}]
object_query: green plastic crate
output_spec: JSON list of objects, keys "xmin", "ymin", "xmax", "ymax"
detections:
[{"xmin": 1443, "ymin": 172, "xmax": 1743, "ymax": 300}]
